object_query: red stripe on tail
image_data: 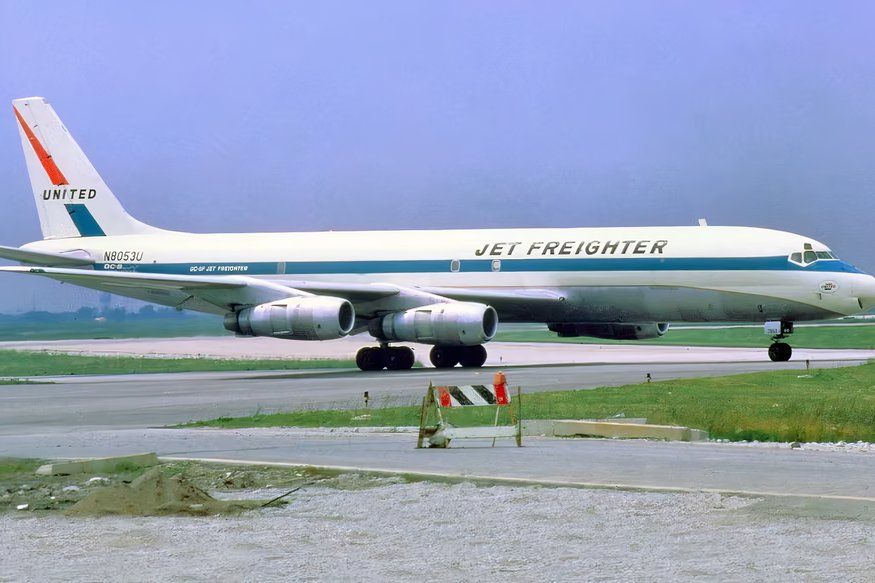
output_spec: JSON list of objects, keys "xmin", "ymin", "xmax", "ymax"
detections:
[{"xmin": 13, "ymin": 106, "xmax": 68, "ymax": 186}]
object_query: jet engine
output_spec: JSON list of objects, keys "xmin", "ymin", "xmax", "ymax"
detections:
[
  {"xmin": 224, "ymin": 296, "xmax": 355, "ymax": 341},
  {"xmin": 548, "ymin": 322, "xmax": 670, "ymax": 340},
  {"xmin": 375, "ymin": 302, "xmax": 498, "ymax": 346}
]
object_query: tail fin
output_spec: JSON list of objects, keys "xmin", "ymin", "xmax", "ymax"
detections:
[{"xmin": 13, "ymin": 97, "xmax": 164, "ymax": 239}]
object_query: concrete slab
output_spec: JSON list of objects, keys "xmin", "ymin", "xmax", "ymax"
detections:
[
  {"xmin": 551, "ymin": 420, "xmax": 709, "ymax": 441},
  {"xmin": 35, "ymin": 452, "xmax": 158, "ymax": 475}
]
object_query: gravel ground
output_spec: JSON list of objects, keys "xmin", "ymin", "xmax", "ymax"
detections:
[{"xmin": 2, "ymin": 480, "xmax": 873, "ymax": 583}]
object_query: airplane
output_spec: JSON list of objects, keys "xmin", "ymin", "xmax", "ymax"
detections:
[{"xmin": 3, "ymin": 96, "xmax": 875, "ymax": 370}]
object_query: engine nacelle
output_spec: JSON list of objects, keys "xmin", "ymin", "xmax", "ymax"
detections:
[
  {"xmin": 224, "ymin": 296, "xmax": 355, "ymax": 341},
  {"xmin": 376, "ymin": 302, "xmax": 498, "ymax": 346},
  {"xmin": 548, "ymin": 322, "xmax": 670, "ymax": 340}
]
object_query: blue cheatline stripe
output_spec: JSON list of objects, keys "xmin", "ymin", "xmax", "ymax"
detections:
[
  {"xmin": 65, "ymin": 204, "xmax": 106, "ymax": 237},
  {"xmin": 92, "ymin": 256, "xmax": 865, "ymax": 275}
]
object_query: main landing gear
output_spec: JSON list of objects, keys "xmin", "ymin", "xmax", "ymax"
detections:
[
  {"xmin": 354, "ymin": 344, "xmax": 489, "ymax": 371},
  {"xmin": 429, "ymin": 345, "xmax": 488, "ymax": 369},
  {"xmin": 356, "ymin": 345, "xmax": 416, "ymax": 371},
  {"xmin": 766, "ymin": 320, "xmax": 794, "ymax": 362}
]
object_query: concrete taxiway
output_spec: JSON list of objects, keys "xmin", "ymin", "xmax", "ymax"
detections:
[{"xmin": 2, "ymin": 428, "xmax": 873, "ymax": 502}]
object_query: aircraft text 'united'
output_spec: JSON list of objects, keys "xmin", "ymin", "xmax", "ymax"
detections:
[{"xmin": 42, "ymin": 188, "xmax": 97, "ymax": 200}]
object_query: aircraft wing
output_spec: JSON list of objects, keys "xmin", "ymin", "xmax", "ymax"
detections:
[
  {"xmin": 0, "ymin": 265, "xmax": 567, "ymax": 320},
  {"xmin": 274, "ymin": 280, "xmax": 566, "ymax": 319},
  {"xmin": 0, "ymin": 266, "xmax": 450, "ymax": 317}
]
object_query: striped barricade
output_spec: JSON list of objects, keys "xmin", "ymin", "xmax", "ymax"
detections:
[{"xmin": 416, "ymin": 372, "xmax": 522, "ymax": 448}]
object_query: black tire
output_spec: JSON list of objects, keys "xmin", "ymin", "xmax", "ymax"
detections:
[
  {"xmin": 385, "ymin": 347, "xmax": 415, "ymax": 370},
  {"xmin": 430, "ymin": 345, "xmax": 459, "ymax": 368},
  {"xmin": 457, "ymin": 345, "xmax": 488, "ymax": 368},
  {"xmin": 356, "ymin": 347, "xmax": 386, "ymax": 371},
  {"xmin": 768, "ymin": 342, "xmax": 792, "ymax": 362}
]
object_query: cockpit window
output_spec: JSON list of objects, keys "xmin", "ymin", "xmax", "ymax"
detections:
[{"xmin": 790, "ymin": 248, "xmax": 839, "ymax": 266}]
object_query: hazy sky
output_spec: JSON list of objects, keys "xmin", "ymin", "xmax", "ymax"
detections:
[{"xmin": 2, "ymin": 1, "xmax": 875, "ymax": 311}]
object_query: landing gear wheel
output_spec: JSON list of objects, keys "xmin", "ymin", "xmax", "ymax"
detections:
[
  {"xmin": 457, "ymin": 345, "xmax": 488, "ymax": 368},
  {"xmin": 768, "ymin": 342, "xmax": 792, "ymax": 362},
  {"xmin": 385, "ymin": 347, "xmax": 415, "ymax": 370},
  {"xmin": 356, "ymin": 347, "xmax": 386, "ymax": 371},
  {"xmin": 429, "ymin": 346, "xmax": 459, "ymax": 368}
]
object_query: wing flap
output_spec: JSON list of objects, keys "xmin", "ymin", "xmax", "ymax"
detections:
[
  {"xmin": 420, "ymin": 286, "xmax": 568, "ymax": 320},
  {"xmin": 274, "ymin": 280, "xmax": 400, "ymax": 302}
]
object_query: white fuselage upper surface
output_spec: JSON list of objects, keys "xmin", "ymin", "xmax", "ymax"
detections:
[{"xmin": 23, "ymin": 224, "xmax": 875, "ymax": 323}]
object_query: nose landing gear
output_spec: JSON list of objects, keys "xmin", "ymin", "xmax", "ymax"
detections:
[
  {"xmin": 765, "ymin": 320, "xmax": 794, "ymax": 362},
  {"xmin": 767, "ymin": 342, "xmax": 792, "ymax": 362}
]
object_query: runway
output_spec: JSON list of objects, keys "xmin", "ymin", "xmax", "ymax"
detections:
[{"xmin": 6, "ymin": 334, "xmax": 875, "ymax": 365}]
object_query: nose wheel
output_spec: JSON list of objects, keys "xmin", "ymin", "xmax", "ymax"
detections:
[
  {"xmin": 765, "ymin": 320, "xmax": 794, "ymax": 362},
  {"xmin": 768, "ymin": 342, "xmax": 792, "ymax": 362}
]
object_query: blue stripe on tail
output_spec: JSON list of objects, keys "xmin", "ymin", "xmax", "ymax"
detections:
[{"xmin": 65, "ymin": 204, "xmax": 106, "ymax": 237}]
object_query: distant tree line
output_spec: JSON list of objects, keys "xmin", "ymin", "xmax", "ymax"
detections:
[{"xmin": 0, "ymin": 306, "xmax": 215, "ymax": 323}]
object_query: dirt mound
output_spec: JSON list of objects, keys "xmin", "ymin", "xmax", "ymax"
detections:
[{"xmin": 65, "ymin": 468, "xmax": 262, "ymax": 517}]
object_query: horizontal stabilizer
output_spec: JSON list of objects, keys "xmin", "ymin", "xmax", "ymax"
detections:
[{"xmin": 0, "ymin": 245, "xmax": 93, "ymax": 267}]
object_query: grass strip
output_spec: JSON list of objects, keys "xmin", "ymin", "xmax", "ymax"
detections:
[
  {"xmin": 495, "ymin": 324, "xmax": 875, "ymax": 349},
  {"xmin": 0, "ymin": 458, "xmax": 43, "ymax": 477},
  {"xmin": 186, "ymin": 362, "xmax": 875, "ymax": 442},
  {"xmin": 0, "ymin": 350, "xmax": 353, "ymax": 377}
]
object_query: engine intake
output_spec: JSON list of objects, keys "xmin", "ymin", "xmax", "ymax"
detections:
[
  {"xmin": 548, "ymin": 322, "xmax": 669, "ymax": 340},
  {"xmin": 376, "ymin": 302, "xmax": 498, "ymax": 346},
  {"xmin": 225, "ymin": 296, "xmax": 355, "ymax": 341}
]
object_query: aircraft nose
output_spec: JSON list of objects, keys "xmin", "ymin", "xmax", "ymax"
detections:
[{"xmin": 855, "ymin": 276, "xmax": 875, "ymax": 312}]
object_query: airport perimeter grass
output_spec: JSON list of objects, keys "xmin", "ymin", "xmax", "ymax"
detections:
[
  {"xmin": 0, "ymin": 350, "xmax": 353, "ymax": 377},
  {"xmin": 188, "ymin": 363, "xmax": 875, "ymax": 443},
  {"xmin": 495, "ymin": 323, "xmax": 875, "ymax": 349}
]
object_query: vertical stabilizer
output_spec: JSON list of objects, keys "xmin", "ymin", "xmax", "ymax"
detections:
[{"xmin": 13, "ymin": 97, "xmax": 164, "ymax": 239}]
